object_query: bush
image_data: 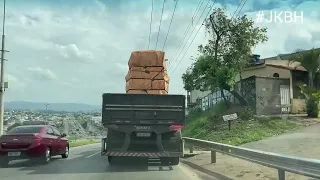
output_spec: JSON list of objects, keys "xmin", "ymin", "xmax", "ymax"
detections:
[
  {"xmin": 306, "ymin": 98, "xmax": 319, "ymax": 117},
  {"xmin": 239, "ymin": 106, "xmax": 254, "ymax": 120}
]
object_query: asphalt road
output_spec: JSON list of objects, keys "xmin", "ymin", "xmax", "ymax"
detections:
[{"xmin": 0, "ymin": 144, "xmax": 214, "ymax": 180}]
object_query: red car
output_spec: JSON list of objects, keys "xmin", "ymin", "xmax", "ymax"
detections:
[{"xmin": 0, "ymin": 125, "xmax": 69, "ymax": 167}]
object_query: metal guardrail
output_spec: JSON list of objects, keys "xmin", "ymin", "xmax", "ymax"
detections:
[{"xmin": 183, "ymin": 137, "xmax": 320, "ymax": 180}]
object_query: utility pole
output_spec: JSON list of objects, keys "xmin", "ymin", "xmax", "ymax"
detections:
[
  {"xmin": 45, "ymin": 103, "xmax": 49, "ymax": 111},
  {"xmin": 0, "ymin": 0, "xmax": 7, "ymax": 135},
  {"xmin": 63, "ymin": 119, "xmax": 69, "ymax": 135},
  {"xmin": 44, "ymin": 103, "xmax": 49, "ymax": 125}
]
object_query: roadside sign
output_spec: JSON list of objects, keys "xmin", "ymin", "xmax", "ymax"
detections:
[
  {"xmin": 222, "ymin": 113, "xmax": 238, "ymax": 131},
  {"xmin": 222, "ymin": 113, "xmax": 238, "ymax": 121}
]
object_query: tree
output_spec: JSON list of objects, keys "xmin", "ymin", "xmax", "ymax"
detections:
[
  {"xmin": 182, "ymin": 8, "xmax": 268, "ymax": 105},
  {"xmin": 291, "ymin": 48, "xmax": 320, "ymax": 88},
  {"xmin": 299, "ymin": 84, "xmax": 320, "ymax": 117}
]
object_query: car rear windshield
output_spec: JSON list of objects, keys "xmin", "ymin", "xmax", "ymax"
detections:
[{"xmin": 7, "ymin": 126, "xmax": 42, "ymax": 134}]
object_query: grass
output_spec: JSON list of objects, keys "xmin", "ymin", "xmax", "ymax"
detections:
[
  {"xmin": 183, "ymin": 103, "xmax": 300, "ymax": 146},
  {"xmin": 69, "ymin": 139, "xmax": 100, "ymax": 148}
]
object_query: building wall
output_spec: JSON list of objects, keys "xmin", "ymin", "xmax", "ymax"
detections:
[
  {"xmin": 255, "ymin": 77, "xmax": 290, "ymax": 115},
  {"xmin": 291, "ymin": 99, "xmax": 306, "ymax": 114},
  {"xmin": 235, "ymin": 65, "xmax": 293, "ymax": 99}
]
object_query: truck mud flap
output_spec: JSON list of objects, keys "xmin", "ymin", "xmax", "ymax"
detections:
[{"xmin": 101, "ymin": 151, "xmax": 183, "ymax": 157}]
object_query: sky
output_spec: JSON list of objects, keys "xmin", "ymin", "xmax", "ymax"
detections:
[{"xmin": 2, "ymin": 0, "xmax": 320, "ymax": 105}]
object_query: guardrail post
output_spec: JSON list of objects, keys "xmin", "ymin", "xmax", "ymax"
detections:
[
  {"xmin": 211, "ymin": 151, "xmax": 216, "ymax": 163},
  {"xmin": 278, "ymin": 169, "xmax": 285, "ymax": 180},
  {"xmin": 189, "ymin": 144, "xmax": 194, "ymax": 153}
]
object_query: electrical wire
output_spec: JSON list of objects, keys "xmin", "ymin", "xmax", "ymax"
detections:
[
  {"xmin": 231, "ymin": 0, "xmax": 243, "ymax": 18},
  {"xmin": 148, "ymin": 0, "xmax": 154, "ymax": 49},
  {"xmin": 162, "ymin": 0, "xmax": 179, "ymax": 51},
  {"xmin": 235, "ymin": 0, "xmax": 247, "ymax": 18},
  {"xmin": 171, "ymin": 0, "xmax": 213, "ymax": 73},
  {"xmin": 167, "ymin": 0, "xmax": 205, "ymax": 70},
  {"xmin": 155, "ymin": 0, "xmax": 166, "ymax": 50},
  {"xmin": 171, "ymin": 0, "xmax": 248, "ymax": 74}
]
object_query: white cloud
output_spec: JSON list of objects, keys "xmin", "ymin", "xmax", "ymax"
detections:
[
  {"xmin": 27, "ymin": 67, "xmax": 57, "ymax": 81},
  {"xmin": 2, "ymin": 0, "xmax": 320, "ymax": 104},
  {"xmin": 55, "ymin": 44, "xmax": 94, "ymax": 63}
]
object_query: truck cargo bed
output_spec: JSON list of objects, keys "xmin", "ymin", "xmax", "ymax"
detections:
[
  {"xmin": 101, "ymin": 93, "xmax": 185, "ymax": 165},
  {"xmin": 102, "ymin": 93, "xmax": 185, "ymax": 126}
]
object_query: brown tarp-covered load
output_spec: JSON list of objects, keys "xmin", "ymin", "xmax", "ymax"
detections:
[
  {"xmin": 128, "ymin": 50, "xmax": 167, "ymax": 69},
  {"xmin": 125, "ymin": 79, "xmax": 169, "ymax": 92},
  {"xmin": 151, "ymin": 80, "xmax": 169, "ymax": 91},
  {"xmin": 125, "ymin": 50, "xmax": 170, "ymax": 94},
  {"xmin": 126, "ymin": 79, "xmax": 152, "ymax": 90},
  {"xmin": 126, "ymin": 90, "xmax": 168, "ymax": 94},
  {"xmin": 125, "ymin": 70, "xmax": 170, "ymax": 81},
  {"xmin": 130, "ymin": 67, "xmax": 165, "ymax": 72}
]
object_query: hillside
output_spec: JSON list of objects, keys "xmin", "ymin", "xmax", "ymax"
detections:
[
  {"xmin": 183, "ymin": 103, "xmax": 299, "ymax": 145},
  {"xmin": 4, "ymin": 101, "xmax": 101, "ymax": 112}
]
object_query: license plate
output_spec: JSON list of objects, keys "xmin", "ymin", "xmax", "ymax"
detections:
[
  {"xmin": 136, "ymin": 132, "xmax": 151, "ymax": 137},
  {"xmin": 135, "ymin": 126, "xmax": 152, "ymax": 131},
  {"xmin": 8, "ymin": 152, "xmax": 21, "ymax": 157}
]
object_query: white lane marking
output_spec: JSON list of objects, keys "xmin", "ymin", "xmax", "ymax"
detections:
[{"xmin": 86, "ymin": 151, "xmax": 100, "ymax": 158}]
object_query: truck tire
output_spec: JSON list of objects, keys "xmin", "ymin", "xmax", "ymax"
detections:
[
  {"xmin": 0, "ymin": 158, "xmax": 9, "ymax": 168},
  {"xmin": 160, "ymin": 157, "xmax": 180, "ymax": 166},
  {"xmin": 170, "ymin": 157, "xmax": 180, "ymax": 166},
  {"xmin": 108, "ymin": 156, "xmax": 116, "ymax": 165}
]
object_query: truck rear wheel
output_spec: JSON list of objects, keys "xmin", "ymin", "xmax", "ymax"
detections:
[
  {"xmin": 108, "ymin": 156, "xmax": 115, "ymax": 165},
  {"xmin": 170, "ymin": 157, "xmax": 180, "ymax": 165},
  {"xmin": 0, "ymin": 158, "xmax": 9, "ymax": 168},
  {"xmin": 161, "ymin": 157, "xmax": 180, "ymax": 166}
]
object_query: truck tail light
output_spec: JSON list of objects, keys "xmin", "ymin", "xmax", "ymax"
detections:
[{"xmin": 169, "ymin": 124, "xmax": 184, "ymax": 131}]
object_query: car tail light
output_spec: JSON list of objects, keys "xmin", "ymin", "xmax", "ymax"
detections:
[
  {"xmin": 33, "ymin": 133, "xmax": 42, "ymax": 143},
  {"xmin": 169, "ymin": 124, "xmax": 184, "ymax": 131}
]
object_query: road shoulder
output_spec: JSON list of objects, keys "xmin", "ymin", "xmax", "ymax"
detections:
[{"xmin": 181, "ymin": 123, "xmax": 320, "ymax": 180}]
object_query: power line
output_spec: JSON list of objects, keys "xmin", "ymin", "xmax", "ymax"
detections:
[
  {"xmin": 168, "ymin": 0, "xmax": 204, "ymax": 69},
  {"xmin": 231, "ymin": 0, "xmax": 244, "ymax": 18},
  {"xmin": 171, "ymin": 0, "xmax": 213, "ymax": 74},
  {"xmin": 171, "ymin": 0, "xmax": 248, "ymax": 75},
  {"xmin": 235, "ymin": 0, "xmax": 247, "ymax": 18},
  {"xmin": 179, "ymin": 87, "xmax": 185, "ymax": 95},
  {"xmin": 167, "ymin": 0, "xmax": 205, "ymax": 69},
  {"xmin": 155, "ymin": 0, "xmax": 166, "ymax": 50},
  {"xmin": 162, "ymin": 0, "xmax": 179, "ymax": 51},
  {"xmin": 148, "ymin": 0, "xmax": 154, "ymax": 49}
]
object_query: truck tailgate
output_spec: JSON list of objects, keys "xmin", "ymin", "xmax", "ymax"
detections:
[{"xmin": 102, "ymin": 93, "xmax": 185, "ymax": 126}]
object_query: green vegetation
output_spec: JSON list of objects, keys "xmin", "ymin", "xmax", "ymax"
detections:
[
  {"xmin": 183, "ymin": 103, "xmax": 299, "ymax": 146},
  {"xmin": 298, "ymin": 83, "xmax": 320, "ymax": 118},
  {"xmin": 182, "ymin": 8, "xmax": 268, "ymax": 106},
  {"xmin": 291, "ymin": 49, "xmax": 320, "ymax": 117},
  {"xmin": 69, "ymin": 139, "xmax": 99, "ymax": 148}
]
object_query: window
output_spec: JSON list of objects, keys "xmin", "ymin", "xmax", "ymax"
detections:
[
  {"xmin": 52, "ymin": 128, "xmax": 61, "ymax": 137},
  {"xmin": 46, "ymin": 127, "xmax": 54, "ymax": 135},
  {"xmin": 7, "ymin": 126, "xmax": 42, "ymax": 134},
  {"xmin": 273, "ymin": 73, "xmax": 280, "ymax": 78}
]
